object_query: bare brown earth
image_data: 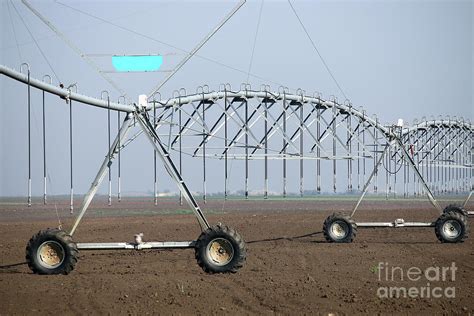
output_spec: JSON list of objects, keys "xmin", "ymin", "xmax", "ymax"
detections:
[{"xmin": 0, "ymin": 196, "xmax": 473, "ymax": 315}]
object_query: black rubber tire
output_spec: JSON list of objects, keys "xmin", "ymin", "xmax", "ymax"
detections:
[
  {"xmin": 443, "ymin": 204, "xmax": 468, "ymax": 217},
  {"xmin": 26, "ymin": 228, "xmax": 78, "ymax": 275},
  {"xmin": 323, "ymin": 213, "xmax": 357, "ymax": 243},
  {"xmin": 195, "ymin": 224, "xmax": 246, "ymax": 274},
  {"xmin": 434, "ymin": 211, "xmax": 469, "ymax": 243}
]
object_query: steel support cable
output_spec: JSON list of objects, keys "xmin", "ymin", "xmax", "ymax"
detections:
[
  {"xmin": 54, "ymin": 0, "xmax": 286, "ymax": 89},
  {"xmin": 39, "ymin": 85, "xmax": 64, "ymax": 226},
  {"xmin": 11, "ymin": 0, "xmax": 61, "ymax": 83},
  {"xmin": 54, "ymin": 0, "xmax": 246, "ymax": 97},
  {"xmin": 1, "ymin": 5, "xmax": 151, "ymax": 52},
  {"xmin": 347, "ymin": 105, "xmax": 353, "ymax": 192},
  {"xmin": 40, "ymin": 86, "xmax": 64, "ymax": 226},
  {"xmin": 17, "ymin": 65, "xmax": 63, "ymax": 223},
  {"xmin": 224, "ymin": 94, "xmax": 229, "ymax": 199},
  {"xmin": 178, "ymin": 100, "xmax": 183, "ymax": 205},
  {"xmin": 222, "ymin": 96, "xmax": 239, "ymax": 204},
  {"xmin": 300, "ymin": 101, "xmax": 304, "ymax": 196},
  {"xmin": 69, "ymin": 99, "xmax": 74, "ymax": 213},
  {"xmin": 332, "ymin": 101, "xmax": 337, "ymax": 192},
  {"xmin": 222, "ymin": 91, "xmax": 230, "ymax": 203},
  {"xmin": 42, "ymin": 87, "xmax": 47, "ymax": 204},
  {"xmin": 117, "ymin": 103, "xmax": 122, "ymax": 202},
  {"xmin": 154, "ymin": 105, "xmax": 158, "ymax": 206},
  {"xmin": 283, "ymin": 93, "xmax": 288, "ymax": 195},
  {"xmin": 147, "ymin": 0, "xmax": 247, "ymax": 97},
  {"xmin": 246, "ymin": 0, "xmax": 264, "ymax": 83},
  {"xmin": 203, "ymin": 95, "xmax": 207, "ymax": 203},
  {"xmin": 27, "ymin": 69, "xmax": 32, "ymax": 206},
  {"xmin": 6, "ymin": 0, "xmax": 23, "ymax": 62},
  {"xmin": 107, "ymin": 96, "xmax": 112, "ymax": 206},
  {"xmin": 245, "ymin": 99, "xmax": 249, "ymax": 199},
  {"xmin": 287, "ymin": 0, "xmax": 348, "ymax": 100},
  {"xmin": 315, "ymin": 99, "xmax": 322, "ymax": 192},
  {"xmin": 21, "ymin": 0, "xmax": 129, "ymax": 100}
]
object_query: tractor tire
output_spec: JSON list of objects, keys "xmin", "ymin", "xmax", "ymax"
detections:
[
  {"xmin": 323, "ymin": 213, "xmax": 357, "ymax": 243},
  {"xmin": 442, "ymin": 204, "xmax": 468, "ymax": 217},
  {"xmin": 195, "ymin": 224, "xmax": 246, "ymax": 274},
  {"xmin": 26, "ymin": 228, "xmax": 78, "ymax": 275},
  {"xmin": 434, "ymin": 211, "xmax": 469, "ymax": 243}
]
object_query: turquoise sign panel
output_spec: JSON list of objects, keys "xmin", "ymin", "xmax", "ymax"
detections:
[{"xmin": 112, "ymin": 55, "xmax": 163, "ymax": 72}]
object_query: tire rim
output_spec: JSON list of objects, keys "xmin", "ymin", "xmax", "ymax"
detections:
[
  {"xmin": 206, "ymin": 238, "xmax": 234, "ymax": 266},
  {"xmin": 330, "ymin": 220, "xmax": 349, "ymax": 240},
  {"xmin": 442, "ymin": 220, "xmax": 461, "ymax": 239},
  {"xmin": 37, "ymin": 241, "xmax": 65, "ymax": 269}
]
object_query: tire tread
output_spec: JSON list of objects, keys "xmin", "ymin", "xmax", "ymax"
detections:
[
  {"xmin": 195, "ymin": 224, "xmax": 246, "ymax": 274},
  {"xmin": 323, "ymin": 213, "xmax": 357, "ymax": 243},
  {"xmin": 25, "ymin": 228, "xmax": 78, "ymax": 275},
  {"xmin": 434, "ymin": 211, "xmax": 469, "ymax": 243}
]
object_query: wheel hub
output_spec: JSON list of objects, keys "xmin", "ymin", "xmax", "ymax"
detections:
[
  {"xmin": 442, "ymin": 220, "xmax": 461, "ymax": 239},
  {"xmin": 330, "ymin": 221, "xmax": 349, "ymax": 239},
  {"xmin": 206, "ymin": 238, "xmax": 234, "ymax": 266},
  {"xmin": 37, "ymin": 241, "xmax": 65, "ymax": 269}
]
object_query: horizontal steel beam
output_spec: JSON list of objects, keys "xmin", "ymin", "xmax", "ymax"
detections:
[
  {"xmin": 357, "ymin": 221, "xmax": 434, "ymax": 228},
  {"xmin": 77, "ymin": 241, "xmax": 196, "ymax": 250},
  {"xmin": 150, "ymin": 90, "xmax": 394, "ymax": 137},
  {"xmin": 191, "ymin": 154, "xmax": 353, "ymax": 160},
  {"xmin": 403, "ymin": 120, "xmax": 473, "ymax": 134},
  {"xmin": 0, "ymin": 64, "xmax": 134, "ymax": 112},
  {"xmin": 4, "ymin": 63, "xmax": 471, "ymax": 143}
]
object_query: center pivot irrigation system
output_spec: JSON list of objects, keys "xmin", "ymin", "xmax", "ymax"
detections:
[
  {"xmin": 2, "ymin": 64, "xmax": 473, "ymax": 275},
  {"xmin": 1, "ymin": 0, "xmax": 473, "ymax": 275}
]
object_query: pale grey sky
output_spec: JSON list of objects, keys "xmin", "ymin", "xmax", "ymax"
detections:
[{"xmin": 1, "ymin": 0, "xmax": 472, "ymax": 197}]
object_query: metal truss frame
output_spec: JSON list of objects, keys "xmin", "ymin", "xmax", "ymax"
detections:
[{"xmin": 1, "ymin": 64, "xmax": 472, "ymax": 250}]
